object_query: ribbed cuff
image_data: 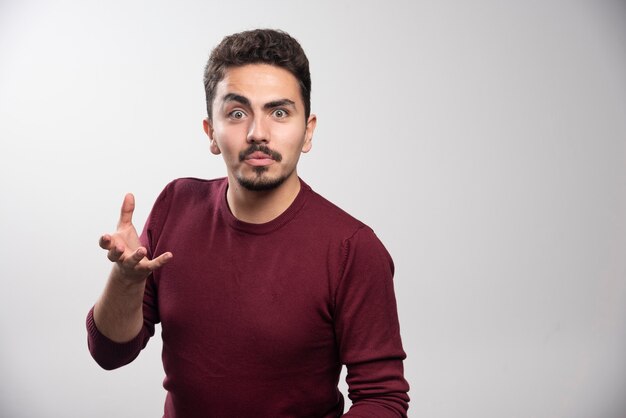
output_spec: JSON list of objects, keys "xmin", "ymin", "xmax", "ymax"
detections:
[{"xmin": 86, "ymin": 306, "xmax": 145, "ymax": 370}]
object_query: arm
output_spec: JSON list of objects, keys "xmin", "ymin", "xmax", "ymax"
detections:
[
  {"xmin": 335, "ymin": 227, "xmax": 410, "ymax": 417},
  {"xmin": 87, "ymin": 193, "xmax": 171, "ymax": 368}
]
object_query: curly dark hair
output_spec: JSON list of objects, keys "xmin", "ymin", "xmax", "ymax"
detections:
[{"xmin": 203, "ymin": 29, "xmax": 311, "ymax": 121}]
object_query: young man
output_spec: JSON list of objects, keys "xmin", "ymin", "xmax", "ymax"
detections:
[{"xmin": 87, "ymin": 29, "xmax": 409, "ymax": 417}]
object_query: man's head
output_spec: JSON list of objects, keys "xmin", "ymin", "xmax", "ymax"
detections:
[
  {"xmin": 202, "ymin": 30, "xmax": 317, "ymax": 193},
  {"xmin": 203, "ymin": 29, "xmax": 311, "ymax": 122}
]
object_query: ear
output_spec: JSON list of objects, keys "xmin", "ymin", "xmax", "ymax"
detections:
[
  {"xmin": 301, "ymin": 114, "xmax": 317, "ymax": 154},
  {"xmin": 203, "ymin": 118, "xmax": 221, "ymax": 155}
]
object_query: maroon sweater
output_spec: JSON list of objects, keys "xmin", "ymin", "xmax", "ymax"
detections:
[{"xmin": 87, "ymin": 177, "xmax": 409, "ymax": 417}]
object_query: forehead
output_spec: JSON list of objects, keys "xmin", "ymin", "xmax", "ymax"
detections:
[{"xmin": 215, "ymin": 64, "xmax": 301, "ymax": 103}]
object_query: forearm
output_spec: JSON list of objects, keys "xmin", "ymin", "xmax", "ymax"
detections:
[
  {"xmin": 342, "ymin": 357, "xmax": 409, "ymax": 418},
  {"xmin": 335, "ymin": 228, "xmax": 410, "ymax": 417},
  {"xmin": 93, "ymin": 266, "xmax": 146, "ymax": 343}
]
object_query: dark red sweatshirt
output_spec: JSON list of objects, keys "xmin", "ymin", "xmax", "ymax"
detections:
[{"xmin": 87, "ymin": 177, "xmax": 409, "ymax": 417}]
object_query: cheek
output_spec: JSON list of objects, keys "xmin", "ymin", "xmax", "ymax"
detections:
[
  {"xmin": 274, "ymin": 125, "xmax": 307, "ymax": 146},
  {"xmin": 214, "ymin": 126, "xmax": 245, "ymax": 153}
]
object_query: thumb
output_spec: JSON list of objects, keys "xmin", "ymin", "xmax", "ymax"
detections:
[{"xmin": 117, "ymin": 193, "xmax": 135, "ymax": 228}]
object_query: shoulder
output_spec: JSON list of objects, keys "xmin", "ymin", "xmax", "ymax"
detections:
[
  {"xmin": 145, "ymin": 177, "xmax": 226, "ymax": 227},
  {"xmin": 299, "ymin": 181, "xmax": 392, "ymax": 261},
  {"xmin": 159, "ymin": 177, "xmax": 226, "ymax": 200},
  {"xmin": 299, "ymin": 181, "xmax": 366, "ymax": 236}
]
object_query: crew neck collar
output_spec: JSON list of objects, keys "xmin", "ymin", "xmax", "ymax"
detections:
[{"xmin": 219, "ymin": 177, "xmax": 310, "ymax": 235}]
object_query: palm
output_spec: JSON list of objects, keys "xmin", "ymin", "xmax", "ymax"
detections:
[{"xmin": 99, "ymin": 193, "xmax": 171, "ymax": 282}]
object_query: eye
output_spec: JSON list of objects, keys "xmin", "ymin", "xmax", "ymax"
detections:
[
  {"xmin": 272, "ymin": 109, "xmax": 288, "ymax": 118},
  {"xmin": 228, "ymin": 110, "xmax": 246, "ymax": 120}
]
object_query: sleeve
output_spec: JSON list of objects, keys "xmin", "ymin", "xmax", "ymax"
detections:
[
  {"xmin": 86, "ymin": 184, "xmax": 171, "ymax": 370},
  {"xmin": 334, "ymin": 227, "xmax": 410, "ymax": 417},
  {"xmin": 85, "ymin": 303, "xmax": 155, "ymax": 370}
]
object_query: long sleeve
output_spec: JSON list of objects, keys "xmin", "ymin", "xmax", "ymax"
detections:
[
  {"xmin": 85, "ymin": 305, "xmax": 155, "ymax": 370},
  {"xmin": 334, "ymin": 227, "xmax": 410, "ymax": 417}
]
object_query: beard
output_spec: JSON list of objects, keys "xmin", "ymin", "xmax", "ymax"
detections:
[
  {"xmin": 236, "ymin": 167, "xmax": 290, "ymax": 191},
  {"xmin": 236, "ymin": 144, "xmax": 287, "ymax": 191}
]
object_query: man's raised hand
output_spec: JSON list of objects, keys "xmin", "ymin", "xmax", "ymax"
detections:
[{"xmin": 99, "ymin": 193, "xmax": 172, "ymax": 283}]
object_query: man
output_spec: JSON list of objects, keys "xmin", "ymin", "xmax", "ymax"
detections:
[{"xmin": 87, "ymin": 29, "xmax": 409, "ymax": 417}]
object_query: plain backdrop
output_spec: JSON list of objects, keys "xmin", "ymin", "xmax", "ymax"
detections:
[{"xmin": 1, "ymin": 0, "xmax": 625, "ymax": 417}]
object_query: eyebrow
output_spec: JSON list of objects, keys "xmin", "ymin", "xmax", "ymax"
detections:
[
  {"xmin": 222, "ymin": 93, "xmax": 250, "ymax": 107},
  {"xmin": 263, "ymin": 99, "xmax": 296, "ymax": 110},
  {"xmin": 222, "ymin": 93, "xmax": 296, "ymax": 110}
]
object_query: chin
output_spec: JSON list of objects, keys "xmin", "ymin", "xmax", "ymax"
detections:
[{"xmin": 236, "ymin": 171, "xmax": 288, "ymax": 192}]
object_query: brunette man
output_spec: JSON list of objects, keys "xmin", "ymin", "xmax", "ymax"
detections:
[{"xmin": 87, "ymin": 29, "xmax": 409, "ymax": 417}]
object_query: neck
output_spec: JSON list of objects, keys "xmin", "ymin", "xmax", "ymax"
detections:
[{"xmin": 226, "ymin": 174, "xmax": 301, "ymax": 224}]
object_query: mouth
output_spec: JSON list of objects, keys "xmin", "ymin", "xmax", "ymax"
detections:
[
  {"xmin": 240, "ymin": 145, "xmax": 282, "ymax": 167},
  {"xmin": 245, "ymin": 153, "xmax": 274, "ymax": 167},
  {"xmin": 246, "ymin": 151, "xmax": 273, "ymax": 160}
]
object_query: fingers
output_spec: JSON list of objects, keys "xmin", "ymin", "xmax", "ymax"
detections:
[
  {"xmin": 117, "ymin": 249, "xmax": 172, "ymax": 275},
  {"xmin": 117, "ymin": 193, "xmax": 135, "ymax": 228},
  {"xmin": 100, "ymin": 234, "xmax": 125, "ymax": 262},
  {"xmin": 105, "ymin": 245, "xmax": 143, "ymax": 266},
  {"xmin": 109, "ymin": 245, "xmax": 172, "ymax": 270},
  {"xmin": 100, "ymin": 229, "xmax": 172, "ymax": 272},
  {"xmin": 145, "ymin": 252, "xmax": 173, "ymax": 270},
  {"xmin": 132, "ymin": 247, "xmax": 146, "ymax": 261},
  {"xmin": 107, "ymin": 243, "xmax": 125, "ymax": 262},
  {"xmin": 99, "ymin": 234, "xmax": 111, "ymax": 250}
]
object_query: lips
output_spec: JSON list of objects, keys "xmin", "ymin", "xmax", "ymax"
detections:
[
  {"xmin": 244, "ymin": 151, "xmax": 275, "ymax": 167},
  {"xmin": 246, "ymin": 151, "xmax": 273, "ymax": 160},
  {"xmin": 239, "ymin": 145, "xmax": 283, "ymax": 166}
]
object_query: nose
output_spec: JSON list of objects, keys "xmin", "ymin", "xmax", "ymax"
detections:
[{"xmin": 247, "ymin": 115, "xmax": 269, "ymax": 143}]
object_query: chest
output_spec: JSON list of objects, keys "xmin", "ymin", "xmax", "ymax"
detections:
[{"xmin": 153, "ymin": 226, "xmax": 339, "ymax": 371}]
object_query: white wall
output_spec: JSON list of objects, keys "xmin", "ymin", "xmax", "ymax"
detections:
[{"xmin": 1, "ymin": 0, "xmax": 625, "ymax": 417}]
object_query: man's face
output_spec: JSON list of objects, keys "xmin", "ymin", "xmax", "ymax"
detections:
[{"xmin": 203, "ymin": 64, "xmax": 316, "ymax": 192}]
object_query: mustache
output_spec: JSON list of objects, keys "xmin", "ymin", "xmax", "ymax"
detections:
[{"xmin": 239, "ymin": 144, "xmax": 283, "ymax": 162}]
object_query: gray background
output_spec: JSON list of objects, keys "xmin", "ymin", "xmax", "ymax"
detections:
[{"xmin": 1, "ymin": 0, "xmax": 625, "ymax": 417}]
